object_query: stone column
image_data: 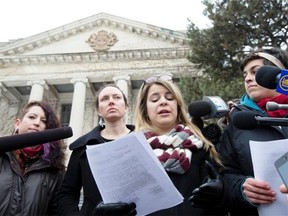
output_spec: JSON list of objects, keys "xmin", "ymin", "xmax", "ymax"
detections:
[
  {"xmin": 67, "ymin": 78, "xmax": 89, "ymax": 146},
  {"xmin": 113, "ymin": 75, "xmax": 131, "ymax": 123},
  {"xmin": 27, "ymin": 80, "xmax": 48, "ymax": 101}
]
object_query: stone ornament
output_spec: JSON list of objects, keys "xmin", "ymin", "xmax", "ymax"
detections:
[{"xmin": 86, "ymin": 30, "xmax": 118, "ymax": 51}]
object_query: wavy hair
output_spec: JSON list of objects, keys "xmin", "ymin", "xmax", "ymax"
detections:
[
  {"xmin": 134, "ymin": 80, "xmax": 222, "ymax": 165},
  {"xmin": 17, "ymin": 101, "xmax": 66, "ymax": 170}
]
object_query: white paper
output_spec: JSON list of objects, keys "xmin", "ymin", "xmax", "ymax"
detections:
[
  {"xmin": 86, "ymin": 132, "xmax": 183, "ymax": 216},
  {"xmin": 249, "ymin": 139, "xmax": 288, "ymax": 216}
]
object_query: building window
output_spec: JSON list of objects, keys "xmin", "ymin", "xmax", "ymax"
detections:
[{"xmin": 61, "ymin": 104, "xmax": 71, "ymax": 127}]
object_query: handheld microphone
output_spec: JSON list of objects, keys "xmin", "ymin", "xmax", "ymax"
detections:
[
  {"xmin": 232, "ymin": 111, "xmax": 288, "ymax": 130},
  {"xmin": 188, "ymin": 100, "xmax": 212, "ymax": 118},
  {"xmin": 202, "ymin": 96, "xmax": 229, "ymax": 119},
  {"xmin": 188, "ymin": 97, "xmax": 229, "ymax": 119},
  {"xmin": 0, "ymin": 126, "xmax": 73, "ymax": 152},
  {"xmin": 255, "ymin": 65, "xmax": 282, "ymax": 89},
  {"xmin": 266, "ymin": 102, "xmax": 288, "ymax": 111}
]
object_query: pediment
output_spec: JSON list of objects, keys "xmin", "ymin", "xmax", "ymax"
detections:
[{"xmin": 0, "ymin": 12, "xmax": 190, "ymax": 56}]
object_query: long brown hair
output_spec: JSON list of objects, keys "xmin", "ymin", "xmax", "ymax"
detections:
[{"xmin": 17, "ymin": 101, "xmax": 66, "ymax": 170}]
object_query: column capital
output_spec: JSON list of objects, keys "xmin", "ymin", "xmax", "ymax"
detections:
[
  {"xmin": 70, "ymin": 78, "xmax": 90, "ymax": 87},
  {"xmin": 113, "ymin": 75, "xmax": 131, "ymax": 85},
  {"xmin": 27, "ymin": 80, "xmax": 49, "ymax": 90}
]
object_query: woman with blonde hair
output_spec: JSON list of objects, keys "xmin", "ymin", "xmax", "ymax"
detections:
[{"xmin": 134, "ymin": 75, "xmax": 223, "ymax": 215}]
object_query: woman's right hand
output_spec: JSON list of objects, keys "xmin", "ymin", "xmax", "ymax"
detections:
[
  {"xmin": 93, "ymin": 202, "xmax": 137, "ymax": 216},
  {"xmin": 242, "ymin": 178, "xmax": 276, "ymax": 205}
]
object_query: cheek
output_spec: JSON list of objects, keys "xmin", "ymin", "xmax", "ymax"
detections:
[{"xmin": 146, "ymin": 102, "xmax": 157, "ymax": 116}]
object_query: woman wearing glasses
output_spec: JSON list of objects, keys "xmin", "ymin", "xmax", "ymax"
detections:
[
  {"xmin": 58, "ymin": 84, "xmax": 136, "ymax": 216},
  {"xmin": 133, "ymin": 74, "xmax": 224, "ymax": 215}
]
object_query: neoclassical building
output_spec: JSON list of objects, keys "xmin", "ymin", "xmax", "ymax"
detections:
[{"xmin": 0, "ymin": 12, "xmax": 198, "ymax": 146}]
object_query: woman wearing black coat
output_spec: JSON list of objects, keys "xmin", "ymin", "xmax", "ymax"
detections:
[
  {"xmin": 190, "ymin": 47, "xmax": 288, "ymax": 216},
  {"xmin": 57, "ymin": 84, "xmax": 135, "ymax": 216}
]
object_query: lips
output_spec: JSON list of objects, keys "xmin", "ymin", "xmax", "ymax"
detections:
[{"xmin": 158, "ymin": 110, "xmax": 170, "ymax": 114}]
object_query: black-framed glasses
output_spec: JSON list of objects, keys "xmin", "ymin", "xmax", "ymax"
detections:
[{"xmin": 140, "ymin": 74, "xmax": 173, "ymax": 90}]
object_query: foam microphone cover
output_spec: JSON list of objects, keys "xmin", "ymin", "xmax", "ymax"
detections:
[
  {"xmin": 188, "ymin": 100, "xmax": 212, "ymax": 118},
  {"xmin": 232, "ymin": 111, "xmax": 257, "ymax": 130},
  {"xmin": 0, "ymin": 126, "xmax": 73, "ymax": 152},
  {"xmin": 255, "ymin": 65, "xmax": 282, "ymax": 89}
]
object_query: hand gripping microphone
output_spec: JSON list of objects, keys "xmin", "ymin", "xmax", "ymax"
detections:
[
  {"xmin": 232, "ymin": 111, "xmax": 288, "ymax": 130},
  {"xmin": 0, "ymin": 126, "xmax": 73, "ymax": 152}
]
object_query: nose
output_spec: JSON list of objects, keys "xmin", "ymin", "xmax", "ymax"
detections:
[
  {"xmin": 245, "ymin": 73, "xmax": 253, "ymax": 83},
  {"xmin": 108, "ymin": 98, "xmax": 115, "ymax": 106},
  {"xmin": 159, "ymin": 96, "xmax": 168, "ymax": 106},
  {"xmin": 33, "ymin": 118, "xmax": 41, "ymax": 127}
]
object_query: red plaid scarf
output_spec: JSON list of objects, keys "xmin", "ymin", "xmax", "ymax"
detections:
[{"xmin": 144, "ymin": 124, "xmax": 203, "ymax": 174}]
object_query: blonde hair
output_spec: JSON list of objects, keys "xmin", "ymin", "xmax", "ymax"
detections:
[{"xmin": 134, "ymin": 80, "xmax": 222, "ymax": 165}]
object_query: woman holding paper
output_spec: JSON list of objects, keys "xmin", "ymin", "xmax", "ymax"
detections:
[
  {"xmin": 190, "ymin": 47, "xmax": 288, "ymax": 216},
  {"xmin": 58, "ymin": 84, "xmax": 136, "ymax": 216},
  {"xmin": 133, "ymin": 74, "xmax": 224, "ymax": 215}
]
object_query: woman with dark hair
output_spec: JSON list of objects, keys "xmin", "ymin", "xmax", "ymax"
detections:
[
  {"xmin": 0, "ymin": 100, "xmax": 66, "ymax": 215},
  {"xmin": 190, "ymin": 47, "xmax": 288, "ymax": 216},
  {"xmin": 58, "ymin": 84, "xmax": 136, "ymax": 216}
]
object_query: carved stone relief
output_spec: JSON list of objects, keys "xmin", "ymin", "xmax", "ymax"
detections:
[{"xmin": 86, "ymin": 30, "xmax": 118, "ymax": 51}]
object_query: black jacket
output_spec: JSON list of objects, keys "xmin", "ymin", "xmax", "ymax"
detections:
[
  {"xmin": 219, "ymin": 105, "xmax": 288, "ymax": 216},
  {"xmin": 57, "ymin": 125, "xmax": 135, "ymax": 216},
  {"xmin": 0, "ymin": 151, "xmax": 64, "ymax": 216},
  {"xmin": 58, "ymin": 124, "xmax": 225, "ymax": 216}
]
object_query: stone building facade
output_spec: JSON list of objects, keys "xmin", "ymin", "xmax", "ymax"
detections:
[{"xmin": 0, "ymin": 12, "xmax": 198, "ymax": 147}]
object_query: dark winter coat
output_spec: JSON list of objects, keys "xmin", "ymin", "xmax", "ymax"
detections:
[
  {"xmin": 0, "ymin": 151, "xmax": 64, "ymax": 216},
  {"xmin": 219, "ymin": 101, "xmax": 288, "ymax": 216},
  {"xmin": 58, "ymin": 125, "xmax": 225, "ymax": 216},
  {"xmin": 57, "ymin": 125, "xmax": 135, "ymax": 215}
]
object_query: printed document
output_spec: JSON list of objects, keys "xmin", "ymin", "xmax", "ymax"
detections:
[
  {"xmin": 86, "ymin": 132, "xmax": 183, "ymax": 215},
  {"xmin": 250, "ymin": 139, "xmax": 288, "ymax": 216}
]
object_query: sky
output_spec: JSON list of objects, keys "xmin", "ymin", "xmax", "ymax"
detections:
[{"xmin": 0, "ymin": 0, "xmax": 211, "ymax": 42}]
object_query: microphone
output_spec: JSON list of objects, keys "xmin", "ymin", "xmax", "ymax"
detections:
[
  {"xmin": 188, "ymin": 100, "xmax": 212, "ymax": 118},
  {"xmin": 232, "ymin": 111, "xmax": 288, "ymax": 130},
  {"xmin": 202, "ymin": 96, "xmax": 229, "ymax": 119},
  {"xmin": 0, "ymin": 126, "xmax": 73, "ymax": 152},
  {"xmin": 266, "ymin": 101, "xmax": 288, "ymax": 111},
  {"xmin": 188, "ymin": 97, "xmax": 229, "ymax": 120},
  {"xmin": 255, "ymin": 65, "xmax": 282, "ymax": 89}
]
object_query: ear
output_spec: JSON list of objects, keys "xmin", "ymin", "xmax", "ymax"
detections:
[{"xmin": 14, "ymin": 119, "xmax": 21, "ymax": 131}]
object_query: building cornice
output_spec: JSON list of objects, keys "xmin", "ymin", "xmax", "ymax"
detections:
[
  {"xmin": 0, "ymin": 47, "xmax": 192, "ymax": 66},
  {"xmin": 0, "ymin": 13, "xmax": 190, "ymax": 56}
]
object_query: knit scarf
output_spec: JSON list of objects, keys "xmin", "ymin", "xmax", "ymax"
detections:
[
  {"xmin": 144, "ymin": 124, "xmax": 203, "ymax": 174},
  {"xmin": 14, "ymin": 145, "xmax": 43, "ymax": 174},
  {"xmin": 257, "ymin": 94, "xmax": 288, "ymax": 117}
]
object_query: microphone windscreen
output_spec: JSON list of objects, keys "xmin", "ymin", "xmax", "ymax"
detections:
[
  {"xmin": 188, "ymin": 100, "xmax": 212, "ymax": 118},
  {"xmin": 0, "ymin": 126, "xmax": 73, "ymax": 152},
  {"xmin": 255, "ymin": 65, "xmax": 282, "ymax": 89},
  {"xmin": 232, "ymin": 111, "xmax": 258, "ymax": 130},
  {"xmin": 266, "ymin": 101, "xmax": 279, "ymax": 111}
]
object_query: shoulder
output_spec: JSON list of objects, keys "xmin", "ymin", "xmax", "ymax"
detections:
[{"xmin": 69, "ymin": 126, "xmax": 103, "ymax": 150}]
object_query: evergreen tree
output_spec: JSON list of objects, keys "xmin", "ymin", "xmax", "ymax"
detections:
[{"xmin": 180, "ymin": 0, "xmax": 288, "ymax": 102}]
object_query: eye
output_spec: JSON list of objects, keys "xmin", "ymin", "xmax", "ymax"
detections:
[
  {"xmin": 41, "ymin": 119, "xmax": 47, "ymax": 124},
  {"xmin": 150, "ymin": 95, "xmax": 160, "ymax": 103},
  {"xmin": 165, "ymin": 93, "xmax": 174, "ymax": 101},
  {"xmin": 243, "ymin": 72, "xmax": 247, "ymax": 78},
  {"xmin": 113, "ymin": 95, "xmax": 122, "ymax": 100},
  {"xmin": 100, "ymin": 97, "xmax": 108, "ymax": 102},
  {"xmin": 28, "ymin": 115, "xmax": 36, "ymax": 120}
]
